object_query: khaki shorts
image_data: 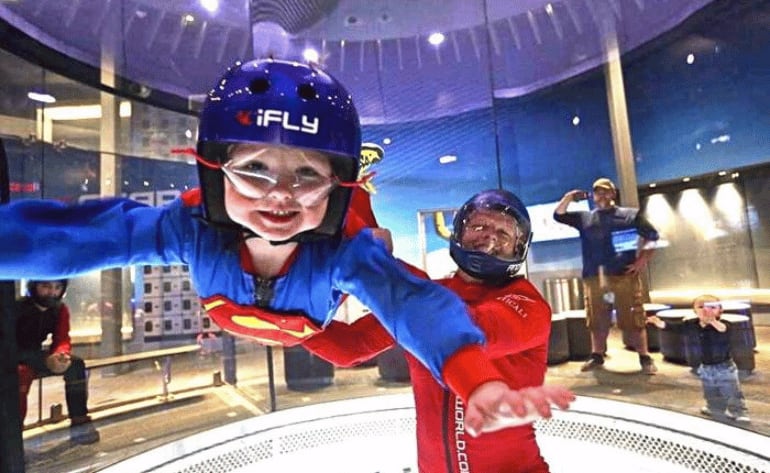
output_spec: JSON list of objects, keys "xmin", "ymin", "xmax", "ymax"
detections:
[{"xmin": 583, "ymin": 274, "xmax": 645, "ymax": 331}]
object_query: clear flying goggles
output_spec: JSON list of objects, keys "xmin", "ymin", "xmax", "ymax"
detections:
[
  {"xmin": 221, "ymin": 158, "xmax": 336, "ymax": 207},
  {"xmin": 172, "ymin": 147, "xmax": 375, "ymax": 207}
]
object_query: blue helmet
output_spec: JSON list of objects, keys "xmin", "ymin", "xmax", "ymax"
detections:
[
  {"xmin": 449, "ymin": 189, "xmax": 532, "ymax": 282},
  {"xmin": 197, "ymin": 58, "xmax": 361, "ymax": 241}
]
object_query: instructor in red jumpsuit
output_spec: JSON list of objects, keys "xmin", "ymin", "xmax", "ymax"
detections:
[{"xmin": 306, "ymin": 189, "xmax": 554, "ymax": 472}]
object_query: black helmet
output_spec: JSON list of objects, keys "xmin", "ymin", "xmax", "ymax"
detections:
[
  {"xmin": 449, "ymin": 190, "xmax": 532, "ymax": 282},
  {"xmin": 27, "ymin": 279, "xmax": 68, "ymax": 309}
]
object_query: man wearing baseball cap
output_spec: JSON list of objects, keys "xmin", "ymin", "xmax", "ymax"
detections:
[{"xmin": 554, "ymin": 177, "xmax": 659, "ymax": 374}]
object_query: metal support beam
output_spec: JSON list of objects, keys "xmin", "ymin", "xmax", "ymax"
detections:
[{"xmin": 603, "ymin": 31, "xmax": 639, "ymax": 207}]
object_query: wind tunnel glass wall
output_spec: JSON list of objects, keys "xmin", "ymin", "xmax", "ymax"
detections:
[{"xmin": 1, "ymin": 0, "xmax": 770, "ymax": 454}]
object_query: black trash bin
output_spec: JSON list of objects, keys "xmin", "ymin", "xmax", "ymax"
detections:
[
  {"xmin": 643, "ymin": 303, "xmax": 669, "ymax": 352},
  {"xmin": 656, "ymin": 309, "xmax": 689, "ymax": 364},
  {"xmin": 283, "ymin": 345, "xmax": 334, "ymax": 391},
  {"xmin": 722, "ymin": 314, "xmax": 755, "ymax": 374},
  {"xmin": 722, "ymin": 301, "xmax": 755, "ymax": 348},
  {"xmin": 563, "ymin": 310, "xmax": 591, "ymax": 361},
  {"xmin": 547, "ymin": 313, "xmax": 569, "ymax": 365}
]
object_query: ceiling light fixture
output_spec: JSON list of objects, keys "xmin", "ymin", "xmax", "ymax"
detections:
[
  {"xmin": 428, "ymin": 32, "xmax": 445, "ymax": 46},
  {"xmin": 303, "ymin": 48, "xmax": 320, "ymax": 63},
  {"xmin": 27, "ymin": 92, "xmax": 56, "ymax": 104},
  {"xmin": 40, "ymin": 101, "xmax": 132, "ymax": 120},
  {"xmin": 200, "ymin": 0, "xmax": 219, "ymax": 13},
  {"xmin": 439, "ymin": 155, "xmax": 457, "ymax": 164}
]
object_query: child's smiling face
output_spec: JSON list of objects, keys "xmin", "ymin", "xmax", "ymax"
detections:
[
  {"xmin": 223, "ymin": 143, "xmax": 334, "ymax": 242},
  {"xmin": 693, "ymin": 295, "xmax": 722, "ymax": 324}
]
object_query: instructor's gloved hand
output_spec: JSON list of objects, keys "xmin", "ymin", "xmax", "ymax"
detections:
[{"xmin": 46, "ymin": 352, "xmax": 72, "ymax": 374}]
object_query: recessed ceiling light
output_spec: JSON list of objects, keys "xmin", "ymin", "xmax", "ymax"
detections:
[
  {"xmin": 649, "ymin": 183, "xmax": 657, "ymax": 188},
  {"xmin": 200, "ymin": 0, "xmax": 219, "ymax": 13},
  {"xmin": 439, "ymin": 155, "xmax": 457, "ymax": 164},
  {"xmin": 303, "ymin": 48, "xmax": 320, "ymax": 63},
  {"xmin": 27, "ymin": 91, "xmax": 56, "ymax": 103},
  {"xmin": 682, "ymin": 177, "xmax": 691, "ymax": 182},
  {"xmin": 428, "ymin": 32, "xmax": 445, "ymax": 46}
]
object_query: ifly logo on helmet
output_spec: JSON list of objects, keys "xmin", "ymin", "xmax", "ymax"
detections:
[{"xmin": 235, "ymin": 109, "xmax": 319, "ymax": 135}]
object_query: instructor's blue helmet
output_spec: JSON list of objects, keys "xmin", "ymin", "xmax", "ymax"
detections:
[
  {"xmin": 197, "ymin": 58, "xmax": 361, "ymax": 241},
  {"xmin": 449, "ymin": 189, "xmax": 532, "ymax": 282}
]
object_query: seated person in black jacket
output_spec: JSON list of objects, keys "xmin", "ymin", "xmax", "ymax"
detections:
[{"xmin": 16, "ymin": 279, "xmax": 99, "ymax": 444}]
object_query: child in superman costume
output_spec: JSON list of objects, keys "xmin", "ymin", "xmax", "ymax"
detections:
[
  {"xmin": 307, "ymin": 189, "xmax": 555, "ymax": 472},
  {"xmin": 0, "ymin": 59, "xmax": 572, "ymax": 435}
]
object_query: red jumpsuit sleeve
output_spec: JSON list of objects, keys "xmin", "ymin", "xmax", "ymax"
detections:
[
  {"xmin": 50, "ymin": 303, "xmax": 73, "ymax": 355},
  {"xmin": 302, "ymin": 262, "xmax": 430, "ymax": 367},
  {"xmin": 302, "ymin": 316, "xmax": 395, "ymax": 367},
  {"xmin": 441, "ymin": 345, "xmax": 506, "ymax": 402},
  {"xmin": 343, "ymin": 188, "xmax": 378, "ymax": 237},
  {"xmin": 465, "ymin": 280, "xmax": 552, "ymax": 359},
  {"xmin": 440, "ymin": 277, "xmax": 551, "ymax": 401}
]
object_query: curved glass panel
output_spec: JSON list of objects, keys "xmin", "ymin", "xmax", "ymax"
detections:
[{"xmin": 0, "ymin": 1, "xmax": 768, "ymax": 472}]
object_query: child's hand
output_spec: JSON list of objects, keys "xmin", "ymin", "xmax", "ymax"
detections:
[
  {"xmin": 370, "ymin": 228, "xmax": 393, "ymax": 253},
  {"xmin": 463, "ymin": 381, "xmax": 575, "ymax": 437},
  {"xmin": 709, "ymin": 319, "xmax": 727, "ymax": 332},
  {"xmin": 646, "ymin": 315, "xmax": 664, "ymax": 328}
]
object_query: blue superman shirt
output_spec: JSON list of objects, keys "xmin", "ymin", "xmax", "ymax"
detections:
[{"xmin": 0, "ymin": 193, "xmax": 485, "ymax": 383}]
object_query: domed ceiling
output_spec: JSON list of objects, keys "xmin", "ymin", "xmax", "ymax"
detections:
[{"xmin": 0, "ymin": 0, "xmax": 715, "ymax": 123}]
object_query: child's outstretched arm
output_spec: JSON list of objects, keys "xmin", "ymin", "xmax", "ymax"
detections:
[{"xmin": 0, "ymin": 196, "xmax": 199, "ymax": 280}]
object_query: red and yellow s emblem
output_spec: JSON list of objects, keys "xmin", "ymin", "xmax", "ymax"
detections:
[{"xmin": 202, "ymin": 296, "xmax": 322, "ymax": 346}]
